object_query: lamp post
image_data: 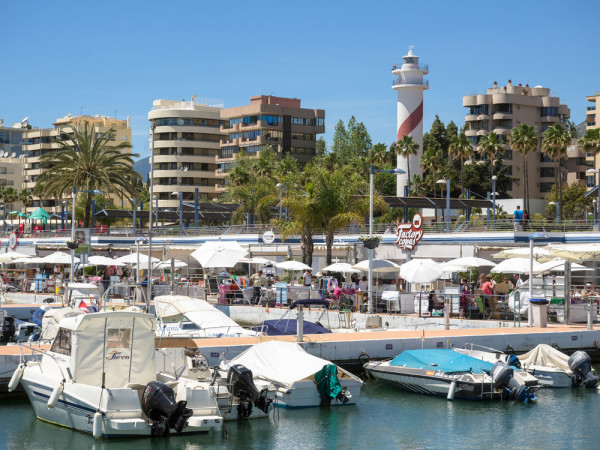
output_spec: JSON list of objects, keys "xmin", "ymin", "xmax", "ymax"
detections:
[
  {"xmin": 436, "ymin": 179, "xmax": 451, "ymax": 233},
  {"xmin": 1, "ymin": 204, "xmax": 5, "ymax": 232},
  {"xmin": 548, "ymin": 201, "xmax": 559, "ymax": 224},
  {"xmin": 491, "ymin": 175, "xmax": 497, "ymax": 229},
  {"xmin": 70, "ymin": 188, "xmax": 102, "ymax": 281},
  {"xmin": 130, "ymin": 197, "xmax": 137, "ymax": 236},
  {"xmin": 368, "ymin": 164, "xmax": 405, "ymax": 313},
  {"xmin": 586, "ymin": 168, "xmax": 600, "ymax": 227},
  {"xmin": 528, "ymin": 232, "xmax": 547, "ymax": 326},
  {"xmin": 147, "ymin": 123, "xmax": 156, "ymax": 312},
  {"xmin": 276, "ymin": 183, "xmax": 283, "ymax": 220}
]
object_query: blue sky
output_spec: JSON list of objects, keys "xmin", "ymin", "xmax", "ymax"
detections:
[{"xmin": 1, "ymin": 0, "xmax": 598, "ymax": 160}]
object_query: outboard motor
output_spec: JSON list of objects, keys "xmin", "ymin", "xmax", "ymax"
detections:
[
  {"xmin": 142, "ymin": 381, "xmax": 193, "ymax": 437},
  {"xmin": 491, "ymin": 361, "xmax": 536, "ymax": 403},
  {"xmin": 227, "ymin": 364, "xmax": 273, "ymax": 419},
  {"xmin": 568, "ymin": 351, "xmax": 599, "ymax": 389},
  {"xmin": 505, "ymin": 354, "xmax": 522, "ymax": 369}
]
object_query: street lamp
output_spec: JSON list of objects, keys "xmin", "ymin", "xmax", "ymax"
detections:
[
  {"xmin": 368, "ymin": 164, "xmax": 405, "ymax": 313},
  {"xmin": 528, "ymin": 232, "xmax": 547, "ymax": 326},
  {"xmin": 548, "ymin": 201, "xmax": 559, "ymax": 224},
  {"xmin": 586, "ymin": 168, "xmax": 600, "ymax": 226},
  {"xmin": 171, "ymin": 191, "xmax": 183, "ymax": 236},
  {"xmin": 130, "ymin": 197, "xmax": 137, "ymax": 236},
  {"xmin": 147, "ymin": 122, "xmax": 156, "ymax": 312},
  {"xmin": 436, "ymin": 179, "xmax": 451, "ymax": 233},
  {"xmin": 276, "ymin": 183, "xmax": 283, "ymax": 220},
  {"xmin": 70, "ymin": 187, "xmax": 102, "ymax": 281},
  {"xmin": 491, "ymin": 175, "xmax": 497, "ymax": 229}
]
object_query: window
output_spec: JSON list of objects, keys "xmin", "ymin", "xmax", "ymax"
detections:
[
  {"xmin": 495, "ymin": 104, "xmax": 512, "ymax": 114},
  {"xmin": 290, "ymin": 147, "xmax": 316, "ymax": 156},
  {"xmin": 467, "ymin": 136, "xmax": 480, "ymax": 145},
  {"xmin": 292, "ymin": 117, "xmax": 319, "ymax": 126},
  {"xmin": 50, "ymin": 328, "xmax": 72, "ymax": 356},
  {"xmin": 220, "ymin": 145, "xmax": 237, "ymax": 159},
  {"xmin": 291, "ymin": 132, "xmax": 315, "ymax": 141},
  {"xmin": 540, "ymin": 167, "xmax": 555, "ymax": 178},
  {"xmin": 588, "ymin": 176, "xmax": 595, "ymax": 187},
  {"xmin": 106, "ymin": 328, "xmax": 131, "ymax": 349},
  {"xmin": 243, "ymin": 130, "xmax": 262, "ymax": 140},
  {"xmin": 503, "ymin": 149, "xmax": 513, "ymax": 160},
  {"xmin": 469, "ymin": 105, "xmax": 489, "ymax": 115},
  {"xmin": 541, "ymin": 107, "xmax": 559, "ymax": 117},
  {"xmin": 259, "ymin": 114, "xmax": 280, "ymax": 125},
  {"xmin": 496, "ymin": 119, "xmax": 512, "ymax": 129},
  {"xmin": 540, "ymin": 182, "xmax": 554, "ymax": 193},
  {"xmin": 0, "ymin": 132, "xmax": 8, "ymax": 144}
]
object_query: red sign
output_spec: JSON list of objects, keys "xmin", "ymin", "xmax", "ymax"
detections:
[{"xmin": 395, "ymin": 213, "xmax": 424, "ymax": 250}]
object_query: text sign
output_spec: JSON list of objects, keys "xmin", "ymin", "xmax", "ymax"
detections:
[{"xmin": 395, "ymin": 213, "xmax": 424, "ymax": 250}]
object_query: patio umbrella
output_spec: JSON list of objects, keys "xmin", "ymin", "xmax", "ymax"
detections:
[
  {"xmin": 152, "ymin": 259, "xmax": 188, "ymax": 269},
  {"xmin": 534, "ymin": 258, "xmax": 591, "ymax": 274},
  {"xmin": 88, "ymin": 255, "xmax": 125, "ymax": 266},
  {"xmin": 321, "ymin": 262, "xmax": 362, "ymax": 274},
  {"xmin": 42, "ymin": 251, "xmax": 80, "ymax": 265},
  {"xmin": 0, "ymin": 251, "xmax": 32, "ymax": 263},
  {"xmin": 491, "ymin": 258, "xmax": 541, "ymax": 274},
  {"xmin": 190, "ymin": 239, "xmax": 248, "ymax": 268},
  {"xmin": 545, "ymin": 243, "xmax": 600, "ymax": 262},
  {"xmin": 492, "ymin": 247, "xmax": 552, "ymax": 262},
  {"xmin": 400, "ymin": 259, "xmax": 443, "ymax": 283},
  {"xmin": 29, "ymin": 207, "xmax": 50, "ymax": 225},
  {"xmin": 14, "ymin": 256, "xmax": 45, "ymax": 264},
  {"xmin": 446, "ymin": 257, "xmax": 496, "ymax": 268},
  {"xmin": 352, "ymin": 259, "xmax": 401, "ymax": 273},
  {"xmin": 239, "ymin": 256, "xmax": 276, "ymax": 265},
  {"xmin": 275, "ymin": 260, "xmax": 312, "ymax": 271},
  {"xmin": 115, "ymin": 253, "xmax": 160, "ymax": 264}
]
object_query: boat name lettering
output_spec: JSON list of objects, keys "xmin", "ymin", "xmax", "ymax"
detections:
[
  {"xmin": 106, "ymin": 351, "xmax": 130, "ymax": 361},
  {"xmin": 394, "ymin": 214, "xmax": 424, "ymax": 250}
]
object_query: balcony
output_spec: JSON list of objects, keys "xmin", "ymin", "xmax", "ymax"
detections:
[
  {"xmin": 392, "ymin": 78, "xmax": 429, "ymax": 88},
  {"xmin": 493, "ymin": 112, "xmax": 512, "ymax": 120},
  {"xmin": 587, "ymin": 106, "xmax": 596, "ymax": 111}
]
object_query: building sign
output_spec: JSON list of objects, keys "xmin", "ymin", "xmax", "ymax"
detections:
[
  {"xmin": 74, "ymin": 228, "xmax": 91, "ymax": 254},
  {"xmin": 8, "ymin": 233, "xmax": 17, "ymax": 250},
  {"xmin": 395, "ymin": 213, "xmax": 424, "ymax": 250},
  {"xmin": 262, "ymin": 230, "xmax": 275, "ymax": 244}
]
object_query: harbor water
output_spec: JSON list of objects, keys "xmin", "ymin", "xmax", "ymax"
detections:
[{"xmin": 2, "ymin": 377, "xmax": 600, "ymax": 449}]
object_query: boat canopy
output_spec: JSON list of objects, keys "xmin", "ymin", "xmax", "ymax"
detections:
[
  {"xmin": 288, "ymin": 299, "xmax": 330, "ymax": 310},
  {"xmin": 390, "ymin": 349, "xmax": 495, "ymax": 374},
  {"xmin": 155, "ymin": 295, "xmax": 257, "ymax": 337},
  {"xmin": 254, "ymin": 319, "xmax": 331, "ymax": 336},
  {"xmin": 41, "ymin": 307, "xmax": 84, "ymax": 340},
  {"xmin": 53, "ymin": 311, "xmax": 156, "ymax": 388},
  {"xmin": 230, "ymin": 340, "xmax": 357, "ymax": 388},
  {"xmin": 519, "ymin": 344, "xmax": 572, "ymax": 373}
]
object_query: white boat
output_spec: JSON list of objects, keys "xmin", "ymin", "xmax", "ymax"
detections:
[
  {"xmin": 155, "ymin": 295, "xmax": 259, "ymax": 338},
  {"xmin": 156, "ymin": 347, "xmax": 275, "ymax": 420},
  {"xmin": 10, "ymin": 311, "xmax": 223, "ymax": 438},
  {"xmin": 220, "ymin": 340, "xmax": 363, "ymax": 408}
]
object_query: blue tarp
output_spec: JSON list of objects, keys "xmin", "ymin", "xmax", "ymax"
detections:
[
  {"xmin": 390, "ymin": 349, "xmax": 495, "ymax": 374},
  {"xmin": 254, "ymin": 319, "xmax": 332, "ymax": 336}
]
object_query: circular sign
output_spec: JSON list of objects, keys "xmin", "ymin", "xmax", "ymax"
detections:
[
  {"xmin": 412, "ymin": 213, "xmax": 423, "ymax": 230},
  {"xmin": 262, "ymin": 230, "xmax": 275, "ymax": 244},
  {"xmin": 8, "ymin": 232, "xmax": 17, "ymax": 250}
]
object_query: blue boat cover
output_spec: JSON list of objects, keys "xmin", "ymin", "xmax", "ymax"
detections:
[
  {"xmin": 390, "ymin": 349, "xmax": 495, "ymax": 374},
  {"xmin": 254, "ymin": 319, "xmax": 332, "ymax": 336},
  {"xmin": 289, "ymin": 299, "xmax": 330, "ymax": 310}
]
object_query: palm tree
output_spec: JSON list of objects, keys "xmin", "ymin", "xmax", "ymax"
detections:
[
  {"xmin": 477, "ymin": 131, "xmax": 504, "ymax": 180},
  {"xmin": 448, "ymin": 132, "xmax": 474, "ymax": 195},
  {"xmin": 393, "ymin": 135, "xmax": 419, "ymax": 191},
  {"xmin": 369, "ymin": 143, "xmax": 391, "ymax": 168},
  {"xmin": 3, "ymin": 187, "xmax": 18, "ymax": 212},
  {"xmin": 509, "ymin": 124, "xmax": 538, "ymax": 212},
  {"xmin": 542, "ymin": 124, "xmax": 571, "ymax": 221},
  {"xmin": 579, "ymin": 129, "xmax": 600, "ymax": 170},
  {"xmin": 421, "ymin": 148, "xmax": 443, "ymax": 221},
  {"xmin": 37, "ymin": 123, "xmax": 139, "ymax": 227},
  {"xmin": 227, "ymin": 180, "xmax": 278, "ymax": 226},
  {"xmin": 19, "ymin": 189, "xmax": 33, "ymax": 213}
]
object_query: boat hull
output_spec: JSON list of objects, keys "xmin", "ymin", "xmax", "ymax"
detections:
[
  {"xmin": 524, "ymin": 366, "xmax": 573, "ymax": 388},
  {"xmin": 365, "ymin": 362, "xmax": 503, "ymax": 401},
  {"xmin": 273, "ymin": 379, "xmax": 362, "ymax": 408}
]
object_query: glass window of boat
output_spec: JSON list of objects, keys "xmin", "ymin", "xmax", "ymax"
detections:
[
  {"xmin": 106, "ymin": 328, "xmax": 131, "ymax": 349},
  {"xmin": 50, "ymin": 328, "xmax": 72, "ymax": 356}
]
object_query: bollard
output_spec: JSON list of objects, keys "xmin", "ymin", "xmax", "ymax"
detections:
[
  {"xmin": 297, "ymin": 305, "xmax": 304, "ymax": 342},
  {"xmin": 587, "ymin": 299, "xmax": 593, "ymax": 331},
  {"xmin": 444, "ymin": 297, "xmax": 450, "ymax": 330}
]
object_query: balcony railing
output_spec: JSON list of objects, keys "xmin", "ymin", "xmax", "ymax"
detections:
[
  {"xmin": 393, "ymin": 63, "xmax": 428, "ymax": 72},
  {"xmin": 392, "ymin": 78, "xmax": 429, "ymax": 87}
]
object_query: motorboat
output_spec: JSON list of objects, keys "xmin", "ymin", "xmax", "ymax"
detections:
[
  {"xmin": 364, "ymin": 349, "xmax": 537, "ymax": 402},
  {"xmin": 10, "ymin": 311, "xmax": 223, "ymax": 438},
  {"xmin": 220, "ymin": 340, "xmax": 363, "ymax": 408},
  {"xmin": 155, "ymin": 295, "xmax": 259, "ymax": 338},
  {"xmin": 253, "ymin": 299, "xmax": 333, "ymax": 336},
  {"xmin": 519, "ymin": 344, "xmax": 598, "ymax": 388},
  {"xmin": 156, "ymin": 347, "xmax": 275, "ymax": 420},
  {"xmin": 453, "ymin": 345, "xmax": 540, "ymax": 387}
]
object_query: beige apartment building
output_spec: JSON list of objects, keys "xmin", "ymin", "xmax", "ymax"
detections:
[
  {"xmin": 148, "ymin": 99, "xmax": 224, "ymax": 209},
  {"xmin": 0, "ymin": 119, "xmax": 26, "ymax": 206},
  {"xmin": 463, "ymin": 81, "xmax": 570, "ymax": 200},
  {"xmin": 585, "ymin": 93, "xmax": 600, "ymax": 185},
  {"xmin": 22, "ymin": 114, "xmax": 132, "ymax": 212},
  {"xmin": 217, "ymin": 95, "xmax": 325, "ymax": 188}
]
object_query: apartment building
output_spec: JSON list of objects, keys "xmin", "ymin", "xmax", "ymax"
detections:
[
  {"xmin": 463, "ymin": 81, "xmax": 570, "ymax": 199},
  {"xmin": 0, "ymin": 119, "xmax": 26, "ymax": 198},
  {"xmin": 22, "ymin": 114, "xmax": 132, "ymax": 212},
  {"xmin": 148, "ymin": 99, "xmax": 224, "ymax": 209},
  {"xmin": 217, "ymin": 95, "xmax": 325, "ymax": 186},
  {"xmin": 584, "ymin": 93, "xmax": 600, "ymax": 186}
]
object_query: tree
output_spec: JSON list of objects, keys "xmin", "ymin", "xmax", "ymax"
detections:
[
  {"xmin": 542, "ymin": 124, "xmax": 571, "ymax": 221},
  {"xmin": 315, "ymin": 136, "xmax": 327, "ymax": 156},
  {"xmin": 545, "ymin": 182, "xmax": 592, "ymax": 220},
  {"xmin": 448, "ymin": 130, "xmax": 474, "ymax": 195},
  {"xmin": 509, "ymin": 124, "xmax": 538, "ymax": 212},
  {"xmin": 368, "ymin": 143, "xmax": 391, "ymax": 168},
  {"xmin": 331, "ymin": 117, "xmax": 373, "ymax": 165},
  {"xmin": 477, "ymin": 131, "xmax": 504, "ymax": 180},
  {"xmin": 579, "ymin": 129, "xmax": 600, "ymax": 171},
  {"xmin": 18, "ymin": 189, "xmax": 33, "ymax": 213},
  {"xmin": 3, "ymin": 187, "xmax": 18, "ymax": 212},
  {"xmin": 37, "ymin": 123, "xmax": 139, "ymax": 227},
  {"xmin": 391, "ymin": 135, "xmax": 419, "ymax": 191}
]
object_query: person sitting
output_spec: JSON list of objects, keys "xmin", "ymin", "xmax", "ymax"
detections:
[
  {"xmin": 358, "ymin": 276, "xmax": 368, "ymax": 292},
  {"xmin": 580, "ymin": 283, "xmax": 598, "ymax": 298}
]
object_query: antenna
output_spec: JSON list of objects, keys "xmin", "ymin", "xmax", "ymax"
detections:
[
  {"xmin": 183, "ymin": 166, "xmax": 188, "ymax": 172},
  {"xmin": 10, "ymin": 152, "xmax": 16, "ymax": 158}
]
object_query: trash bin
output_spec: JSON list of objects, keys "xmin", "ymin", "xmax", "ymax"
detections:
[{"xmin": 529, "ymin": 298, "xmax": 549, "ymax": 327}]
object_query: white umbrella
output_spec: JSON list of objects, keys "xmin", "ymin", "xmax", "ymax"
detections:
[
  {"xmin": 152, "ymin": 259, "xmax": 188, "ymax": 269},
  {"xmin": 534, "ymin": 258, "xmax": 591, "ymax": 274},
  {"xmin": 14, "ymin": 256, "xmax": 45, "ymax": 264},
  {"xmin": 275, "ymin": 260, "xmax": 312, "ymax": 271},
  {"xmin": 321, "ymin": 262, "xmax": 362, "ymax": 274},
  {"xmin": 400, "ymin": 259, "xmax": 443, "ymax": 283},
  {"xmin": 545, "ymin": 243, "xmax": 600, "ymax": 262},
  {"xmin": 493, "ymin": 247, "xmax": 552, "ymax": 261},
  {"xmin": 0, "ymin": 251, "xmax": 32, "ymax": 263},
  {"xmin": 440, "ymin": 262, "xmax": 467, "ymax": 273},
  {"xmin": 42, "ymin": 251, "xmax": 79, "ymax": 265},
  {"xmin": 239, "ymin": 256, "xmax": 276, "ymax": 265},
  {"xmin": 446, "ymin": 257, "xmax": 496, "ymax": 268},
  {"xmin": 115, "ymin": 253, "xmax": 160, "ymax": 264},
  {"xmin": 88, "ymin": 255, "xmax": 125, "ymax": 266},
  {"xmin": 352, "ymin": 259, "xmax": 401, "ymax": 273},
  {"xmin": 190, "ymin": 240, "xmax": 248, "ymax": 268},
  {"xmin": 491, "ymin": 258, "xmax": 541, "ymax": 274}
]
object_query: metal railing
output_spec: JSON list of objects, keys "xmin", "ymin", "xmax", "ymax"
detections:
[{"xmin": 392, "ymin": 78, "xmax": 429, "ymax": 87}]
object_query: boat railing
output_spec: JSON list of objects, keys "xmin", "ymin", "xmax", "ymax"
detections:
[{"xmin": 18, "ymin": 342, "xmax": 73, "ymax": 382}]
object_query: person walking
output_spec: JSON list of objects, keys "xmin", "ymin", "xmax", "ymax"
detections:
[
  {"xmin": 302, "ymin": 269, "xmax": 313, "ymax": 287},
  {"xmin": 250, "ymin": 270, "xmax": 264, "ymax": 304},
  {"xmin": 513, "ymin": 205, "xmax": 523, "ymax": 231}
]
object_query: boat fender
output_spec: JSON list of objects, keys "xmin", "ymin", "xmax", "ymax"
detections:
[
  {"xmin": 447, "ymin": 380, "xmax": 457, "ymax": 401},
  {"xmin": 8, "ymin": 364, "xmax": 25, "ymax": 392},
  {"xmin": 93, "ymin": 412, "xmax": 103, "ymax": 439},
  {"xmin": 47, "ymin": 381, "xmax": 64, "ymax": 408}
]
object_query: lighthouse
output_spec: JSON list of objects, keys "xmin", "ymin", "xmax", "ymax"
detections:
[{"xmin": 392, "ymin": 47, "xmax": 428, "ymax": 196}]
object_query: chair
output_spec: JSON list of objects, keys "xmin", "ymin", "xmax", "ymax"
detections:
[{"xmin": 381, "ymin": 291, "xmax": 400, "ymax": 314}]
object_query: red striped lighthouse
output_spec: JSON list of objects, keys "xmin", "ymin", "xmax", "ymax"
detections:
[{"xmin": 392, "ymin": 47, "xmax": 429, "ymax": 196}]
